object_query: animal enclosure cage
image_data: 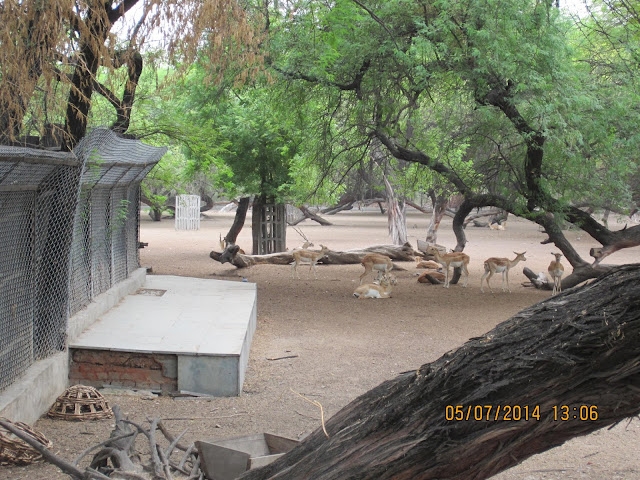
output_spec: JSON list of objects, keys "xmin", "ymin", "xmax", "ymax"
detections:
[
  {"xmin": 0, "ymin": 148, "xmax": 80, "ymax": 393},
  {"xmin": 175, "ymin": 194, "xmax": 200, "ymax": 230},
  {"xmin": 252, "ymin": 203, "xmax": 287, "ymax": 255},
  {"xmin": 0, "ymin": 128, "xmax": 165, "ymax": 395}
]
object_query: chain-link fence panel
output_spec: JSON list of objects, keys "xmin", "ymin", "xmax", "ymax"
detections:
[
  {"xmin": 1, "ymin": 128, "xmax": 165, "ymax": 395},
  {"xmin": 0, "ymin": 148, "xmax": 80, "ymax": 391},
  {"xmin": 68, "ymin": 187, "xmax": 92, "ymax": 312},
  {"xmin": 68, "ymin": 128, "xmax": 166, "ymax": 313},
  {"xmin": 111, "ymin": 186, "xmax": 128, "ymax": 284},
  {"xmin": 126, "ymin": 187, "xmax": 141, "ymax": 277}
]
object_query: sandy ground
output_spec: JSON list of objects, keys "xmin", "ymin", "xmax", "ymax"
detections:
[{"xmin": 2, "ymin": 209, "xmax": 639, "ymax": 480}]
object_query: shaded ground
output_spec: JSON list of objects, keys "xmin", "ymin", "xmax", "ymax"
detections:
[{"xmin": 2, "ymin": 209, "xmax": 639, "ymax": 480}]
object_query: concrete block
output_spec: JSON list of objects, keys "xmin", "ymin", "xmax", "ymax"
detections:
[{"xmin": 0, "ymin": 352, "xmax": 68, "ymax": 425}]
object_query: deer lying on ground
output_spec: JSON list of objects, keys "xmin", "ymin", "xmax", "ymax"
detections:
[
  {"xmin": 353, "ymin": 275, "xmax": 393, "ymax": 299},
  {"xmin": 480, "ymin": 251, "xmax": 527, "ymax": 293},
  {"xmin": 489, "ymin": 221, "xmax": 506, "ymax": 230},
  {"xmin": 425, "ymin": 245, "xmax": 470, "ymax": 288},
  {"xmin": 291, "ymin": 244, "xmax": 330, "ymax": 279},
  {"xmin": 548, "ymin": 253, "xmax": 564, "ymax": 295},
  {"xmin": 359, "ymin": 253, "xmax": 397, "ymax": 285}
]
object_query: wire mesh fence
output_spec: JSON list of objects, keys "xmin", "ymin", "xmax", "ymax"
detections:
[
  {"xmin": 0, "ymin": 128, "xmax": 166, "ymax": 394},
  {"xmin": 0, "ymin": 148, "xmax": 80, "ymax": 391},
  {"xmin": 69, "ymin": 128, "xmax": 165, "ymax": 313}
]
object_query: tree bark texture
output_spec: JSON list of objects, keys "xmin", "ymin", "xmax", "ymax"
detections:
[
  {"xmin": 384, "ymin": 176, "xmax": 407, "ymax": 245},
  {"xmin": 241, "ymin": 264, "xmax": 640, "ymax": 480},
  {"xmin": 425, "ymin": 190, "xmax": 447, "ymax": 244},
  {"xmin": 210, "ymin": 243, "xmax": 418, "ymax": 269},
  {"xmin": 225, "ymin": 196, "xmax": 251, "ymax": 246}
]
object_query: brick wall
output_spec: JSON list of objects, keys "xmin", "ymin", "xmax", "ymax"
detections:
[{"xmin": 69, "ymin": 349, "xmax": 177, "ymax": 394}]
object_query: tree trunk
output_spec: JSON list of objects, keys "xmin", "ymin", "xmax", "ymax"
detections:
[
  {"xmin": 200, "ymin": 194, "xmax": 214, "ymax": 212},
  {"xmin": 63, "ymin": 7, "xmax": 112, "ymax": 150},
  {"xmin": 149, "ymin": 208, "xmax": 162, "ymax": 221},
  {"xmin": 425, "ymin": 190, "xmax": 448, "ymax": 244},
  {"xmin": 224, "ymin": 196, "xmax": 251, "ymax": 246},
  {"xmin": 241, "ymin": 264, "xmax": 640, "ymax": 480},
  {"xmin": 384, "ymin": 176, "xmax": 407, "ymax": 245}
]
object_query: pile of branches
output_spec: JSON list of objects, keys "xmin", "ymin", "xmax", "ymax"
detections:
[{"xmin": 0, "ymin": 406, "xmax": 202, "ymax": 479}]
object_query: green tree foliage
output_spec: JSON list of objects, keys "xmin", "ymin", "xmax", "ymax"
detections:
[{"xmin": 264, "ymin": 0, "xmax": 640, "ymax": 284}]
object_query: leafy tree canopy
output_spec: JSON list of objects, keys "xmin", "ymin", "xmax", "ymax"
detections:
[{"xmin": 262, "ymin": 0, "xmax": 640, "ymax": 283}]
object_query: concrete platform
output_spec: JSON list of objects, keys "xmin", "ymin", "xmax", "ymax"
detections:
[{"xmin": 68, "ymin": 275, "xmax": 257, "ymax": 397}]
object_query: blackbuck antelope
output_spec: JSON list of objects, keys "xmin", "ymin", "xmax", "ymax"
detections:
[
  {"xmin": 353, "ymin": 275, "xmax": 393, "ymax": 299},
  {"xmin": 425, "ymin": 246, "xmax": 470, "ymax": 288},
  {"xmin": 291, "ymin": 244, "xmax": 330, "ymax": 279},
  {"xmin": 480, "ymin": 251, "xmax": 527, "ymax": 293},
  {"xmin": 291, "ymin": 226, "xmax": 313, "ymax": 250},
  {"xmin": 359, "ymin": 253, "xmax": 396, "ymax": 285},
  {"xmin": 548, "ymin": 253, "xmax": 564, "ymax": 295}
]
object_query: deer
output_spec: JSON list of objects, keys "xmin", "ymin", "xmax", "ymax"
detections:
[
  {"xmin": 425, "ymin": 245, "xmax": 470, "ymax": 288},
  {"xmin": 548, "ymin": 253, "xmax": 564, "ymax": 295},
  {"xmin": 291, "ymin": 226, "xmax": 314, "ymax": 250},
  {"xmin": 480, "ymin": 251, "xmax": 527, "ymax": 293},
  {"xmin": 353, "ymin": 275, "xmax": 393, "ymax": 299},
  {"xmin": 359, "ymin": 253, "xmax": 397, "ymax": 285},
  {"xmin": 291, "ymin": 244, "xmax": 330, "ymax": 279}
]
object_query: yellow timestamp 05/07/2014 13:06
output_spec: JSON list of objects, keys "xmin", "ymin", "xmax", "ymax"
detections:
[{"xmin": 444, "ymin": 404, "xmax": 599, "ymax": 422}]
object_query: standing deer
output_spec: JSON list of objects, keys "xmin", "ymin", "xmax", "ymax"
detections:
[
  {"xmin": 548, "ymin": 253, "xmax": 564, "ymax": 295},
  {"xmin": 291, "ymin": 226, "xmax": 314, "ymax": 250},
  {"xmin": 291, "ymin": 244, "xmax": 330, "ymax": 279},
  {"xmin": 480, "ymin": 251, "xmax": 527, "ymax": 293},
  {"xmin": 359, "ymin": 253, "xmax": 396, "ymax": 285},
  {"xmin": 353, "ymin": 275, "xmax": 393, "ymax": 299},
  {"xmin": 425, "ymin": 246, "xmax": 470, "ymax": 288}
]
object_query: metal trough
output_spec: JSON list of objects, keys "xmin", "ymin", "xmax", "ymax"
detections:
[{"xmin": 196, "ymin": 433, "xmax": 298, "ymax": 480}]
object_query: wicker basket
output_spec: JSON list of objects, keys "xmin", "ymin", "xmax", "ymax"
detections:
[
  {"xmin": 47, "ymin": 385, "xmax": 113, "ymax": 421},
  {"xmin": 0, "ymin": 418, "xmax": 52, "ymax": 465}
]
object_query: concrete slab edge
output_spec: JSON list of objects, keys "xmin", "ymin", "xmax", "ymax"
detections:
[{"xmin": 0, "ymin": 352, "xmax": 67, "ymax": 425}]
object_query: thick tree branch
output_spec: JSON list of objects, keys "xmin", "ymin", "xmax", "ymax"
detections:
[
  {"xmin": 241, "ymin": 264, "xmax": 640, "ymax": 480},
  {"xmin": 374, "ymin": 131, "xmax": 471, "ymax": 194},
  {"xmin": 271, "ymin": 60, "xmax": 372, "ymax": 93}
]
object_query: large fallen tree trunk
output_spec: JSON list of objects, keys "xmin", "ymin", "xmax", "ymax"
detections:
[
  {"xmin": 210, "ymin": 243, "xmax": 419, "ymax": 269},
  {"xmin": 241, "ymin": 264, "xmax": 640, "ymax": 480}
]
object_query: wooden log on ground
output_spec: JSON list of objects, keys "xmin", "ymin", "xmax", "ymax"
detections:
[
  {"xmin": 523, "ymin": 266, "xmax": 552, "ymax": 290},
  {"xmin": 472, "ymin": 219, "xmax": 489, "ymax": 228},
  {"xmin": 210, "ymin": 243, "xmax": 419, "ymax": 269},
  {"xmin": 241, "ymin": 264, "xmax": 640, "ymax": 480}
]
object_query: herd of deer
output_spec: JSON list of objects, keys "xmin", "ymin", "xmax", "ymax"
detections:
[{"xmin": 290, "ymin": 243, "xmax": 565, "ymax": 299}]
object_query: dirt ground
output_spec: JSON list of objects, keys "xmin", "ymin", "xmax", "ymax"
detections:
[{"xmin": 2, "ymin": 209, "xmax": 639, "ymax": 480}]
